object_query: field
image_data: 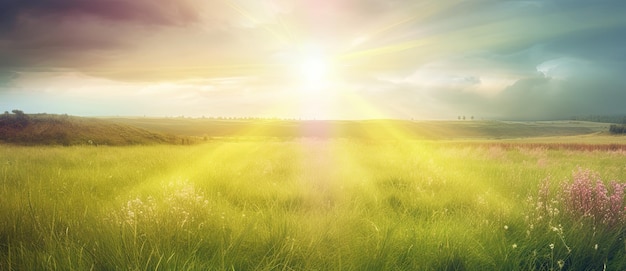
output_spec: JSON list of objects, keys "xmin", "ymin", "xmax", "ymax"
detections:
[
  {"xmin": 2, "ymin": 132, "xmax": 626, "ymax": 270},
  {"xmin": 106, "ymin": 118, "xmax": 611, "ymax": 140}
]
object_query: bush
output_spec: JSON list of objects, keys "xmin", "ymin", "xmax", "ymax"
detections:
[{"xmin": 609, "ymin": 124, "xmax": 626, "ymax": 134}]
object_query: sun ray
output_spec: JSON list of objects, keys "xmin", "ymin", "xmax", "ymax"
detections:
[
  {"xmin": 335, "ymin": 90, "xmax": 417, "ymax": 141},
  {"xmin": 338, "ymin": 1, "xmax": 474, "ymax": 68},
  {"xmin": 347, "ymin": 0, "xmax": 463, "ymax": 50},
  {"xmin": 221, "ymin": 0, "xmax": 290, "ymax": 45}
]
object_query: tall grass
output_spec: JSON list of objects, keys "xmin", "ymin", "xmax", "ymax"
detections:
[{"xmin": 1, "ymin": 140, "xmax": 626, "ymax": 270}]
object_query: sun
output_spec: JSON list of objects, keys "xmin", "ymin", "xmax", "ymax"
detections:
[
  {"xmin": 299, "ymin": 57, "xmax": 328, "ymax": 83},
  {"xmin": 292, "ymin": 46, "xmax": 335, "ymax": 90}
]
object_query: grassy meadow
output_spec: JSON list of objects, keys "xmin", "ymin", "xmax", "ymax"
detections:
[{"xmin": 2, "ymin": 136, "xmax": 626, "ymax": 270}]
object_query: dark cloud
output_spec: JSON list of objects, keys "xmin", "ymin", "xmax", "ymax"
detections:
[
  {"xmin": 543, "ymin": 26, "xmax": 626, "ymax": 64},
  {"xmin": 0, "ymin": 69, "xmax": 19, "ymax": 86},
  {"xmin": 552, "ymin": 0, "xmax": 626, "ymax": 10},
  {"xmin": 0, "ymin": 18, "xmax": 134, "ymax": 74},
  {"xmin": 500, "ymin": 75, "xmax": 626, "ymax": 120},
  {"xmin": 0, "ymin": 0, "xmax": 200, "ymax": 29},
  {"xmin": 430, "ymin": 68, "xmax": 626, "ymax": 120},
  {"xmin": 0, "ymin": 0, "xmax": 209, "ymax": 80}
]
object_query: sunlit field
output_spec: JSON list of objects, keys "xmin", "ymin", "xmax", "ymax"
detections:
[{"xmin": 2, "ymin": 139, "xmax": 626, "ymax": 270}]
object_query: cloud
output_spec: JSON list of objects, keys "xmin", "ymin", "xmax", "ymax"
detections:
[
  {"xmin": 0, "ymin": 69, "xmax": 19, "ymax": 87},
  {"xmin": 426, "ymin": 61, "xmax": 626, "ymax": 120},
  {"xmin": 498, "ymin": 75, "xmax": 626, "ymax": 120},
  {"xmin": 1, "ymin": 0, "xmax": 626, "ymax": 119},
  {"xmin": 0, "ymin": 0, "xmax": 201, "ymax": 29},
  {"xmin": 0, "ymin": 0, "xmax": 201, "ymax": 76}
]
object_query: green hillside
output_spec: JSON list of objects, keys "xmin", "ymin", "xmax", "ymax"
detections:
[
  {"xmin": 0, "ymin": 113, "xmax": 185, "ymax": 146},
  {"xmin": 1, "ymin": 111, "xmax": 617, "ymax": 145},
  {"xmin": 107, "ymin": 117, "xmax": 611, "ymax": 140}
]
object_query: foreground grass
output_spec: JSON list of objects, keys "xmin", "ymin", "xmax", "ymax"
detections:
[{"xmin": 1, "ymin": 139, "xmax": 626, "ymax": 270}]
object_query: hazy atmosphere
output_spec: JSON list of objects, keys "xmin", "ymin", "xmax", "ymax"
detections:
[
  {"xmin": 1, "ymin": 0, "xmax": 625, "ymax": 120},
  {"xmin": 3, "ymin": 2, "xmax": 626, "ymax": 270}
]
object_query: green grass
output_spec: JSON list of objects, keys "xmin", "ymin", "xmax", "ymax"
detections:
[{"xmin": 1, "ymin": 139, "xmax": 626, "ymax": 270}]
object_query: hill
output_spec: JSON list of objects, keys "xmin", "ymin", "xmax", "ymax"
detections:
[
  {"xmin": 106, "ymin": 117, "xmax": 611, "ymax": 140},
  {"xmin": 0, "ymin": 112, "xmax": 186, "ymax": 146},
  {"xmin": 1, "ymin": 111, "xmax": 617, "ymax": 145}
]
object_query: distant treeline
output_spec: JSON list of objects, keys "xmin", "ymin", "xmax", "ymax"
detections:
[
  {"xmin": 609, "ymin": 124, "xmax": 626, "ymax": 134},
  {"xmin": 170, "ymin": 116, "xmax": 316, "ymax": 121},
  {"xmin": 571, "ymin": 115, "xmax": 626, "ymax": 124}
]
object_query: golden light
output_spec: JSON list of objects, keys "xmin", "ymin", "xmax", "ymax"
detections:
[
  {"xmin": 299, "ymin": 57, "xmax": 328, "ymax": 83},
  {"xmin": 291, "ymin": 45, "xmax": 336, "ymax": 92}
]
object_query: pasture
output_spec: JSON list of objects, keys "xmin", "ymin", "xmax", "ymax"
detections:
[{"xmin": 1, "ymin": 138, "xmax": 626, "ymax": 270}]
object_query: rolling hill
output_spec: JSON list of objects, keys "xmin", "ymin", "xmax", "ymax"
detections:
[
  {"xmin": 1, "ymin": 111, "xmax": 619, "ymax": 146},
  {"xmin": 107, "ymin": 117, "xmax": 612, "ymax": 140},
  {"xmin": 0, "ymin": 113, "xmax": 186, "ymax": 145}
]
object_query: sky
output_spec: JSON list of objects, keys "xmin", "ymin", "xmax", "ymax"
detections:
[{"xmin": 1, "ymin": 0, "xmax": 625, "ymax": 120}]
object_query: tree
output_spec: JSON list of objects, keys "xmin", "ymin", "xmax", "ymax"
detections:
[
  {"xmin": 6, "ymin": 109, "xmax": 30, "ymax": 128},
  {"xmin": 462, "ymin": 115, "xmax": 466, "ymax": 121},
  {"xmin": 610, "ymin": 124, "xmax": 626, "ymax": 134}
]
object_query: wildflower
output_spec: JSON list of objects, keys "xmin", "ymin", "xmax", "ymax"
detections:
[
  {"xmin": 542, "ymin": 168, "xmax": 626, "ymax": 227},
  {"xmin": 594, "ymin": 244, "xmax": 598, "ymax": 250},
  {"xmin": 504, "ymin": 225, "xmax": 509, "ymax": 230},
  {"xmin": 557, "ymin": 260, "xmax": 564, "ymax": 269},
  {"xmin": 512, "ymin": 243, "xmax": 517, "ymax": 249},
  {"xmin": 549, "ymin": 243, "xmax": 554, "ymax": 250}
]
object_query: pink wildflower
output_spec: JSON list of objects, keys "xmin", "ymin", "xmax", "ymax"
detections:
[{"xmin": 561, "ymin": 168, "xmax": 626, "ymax": 227}]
